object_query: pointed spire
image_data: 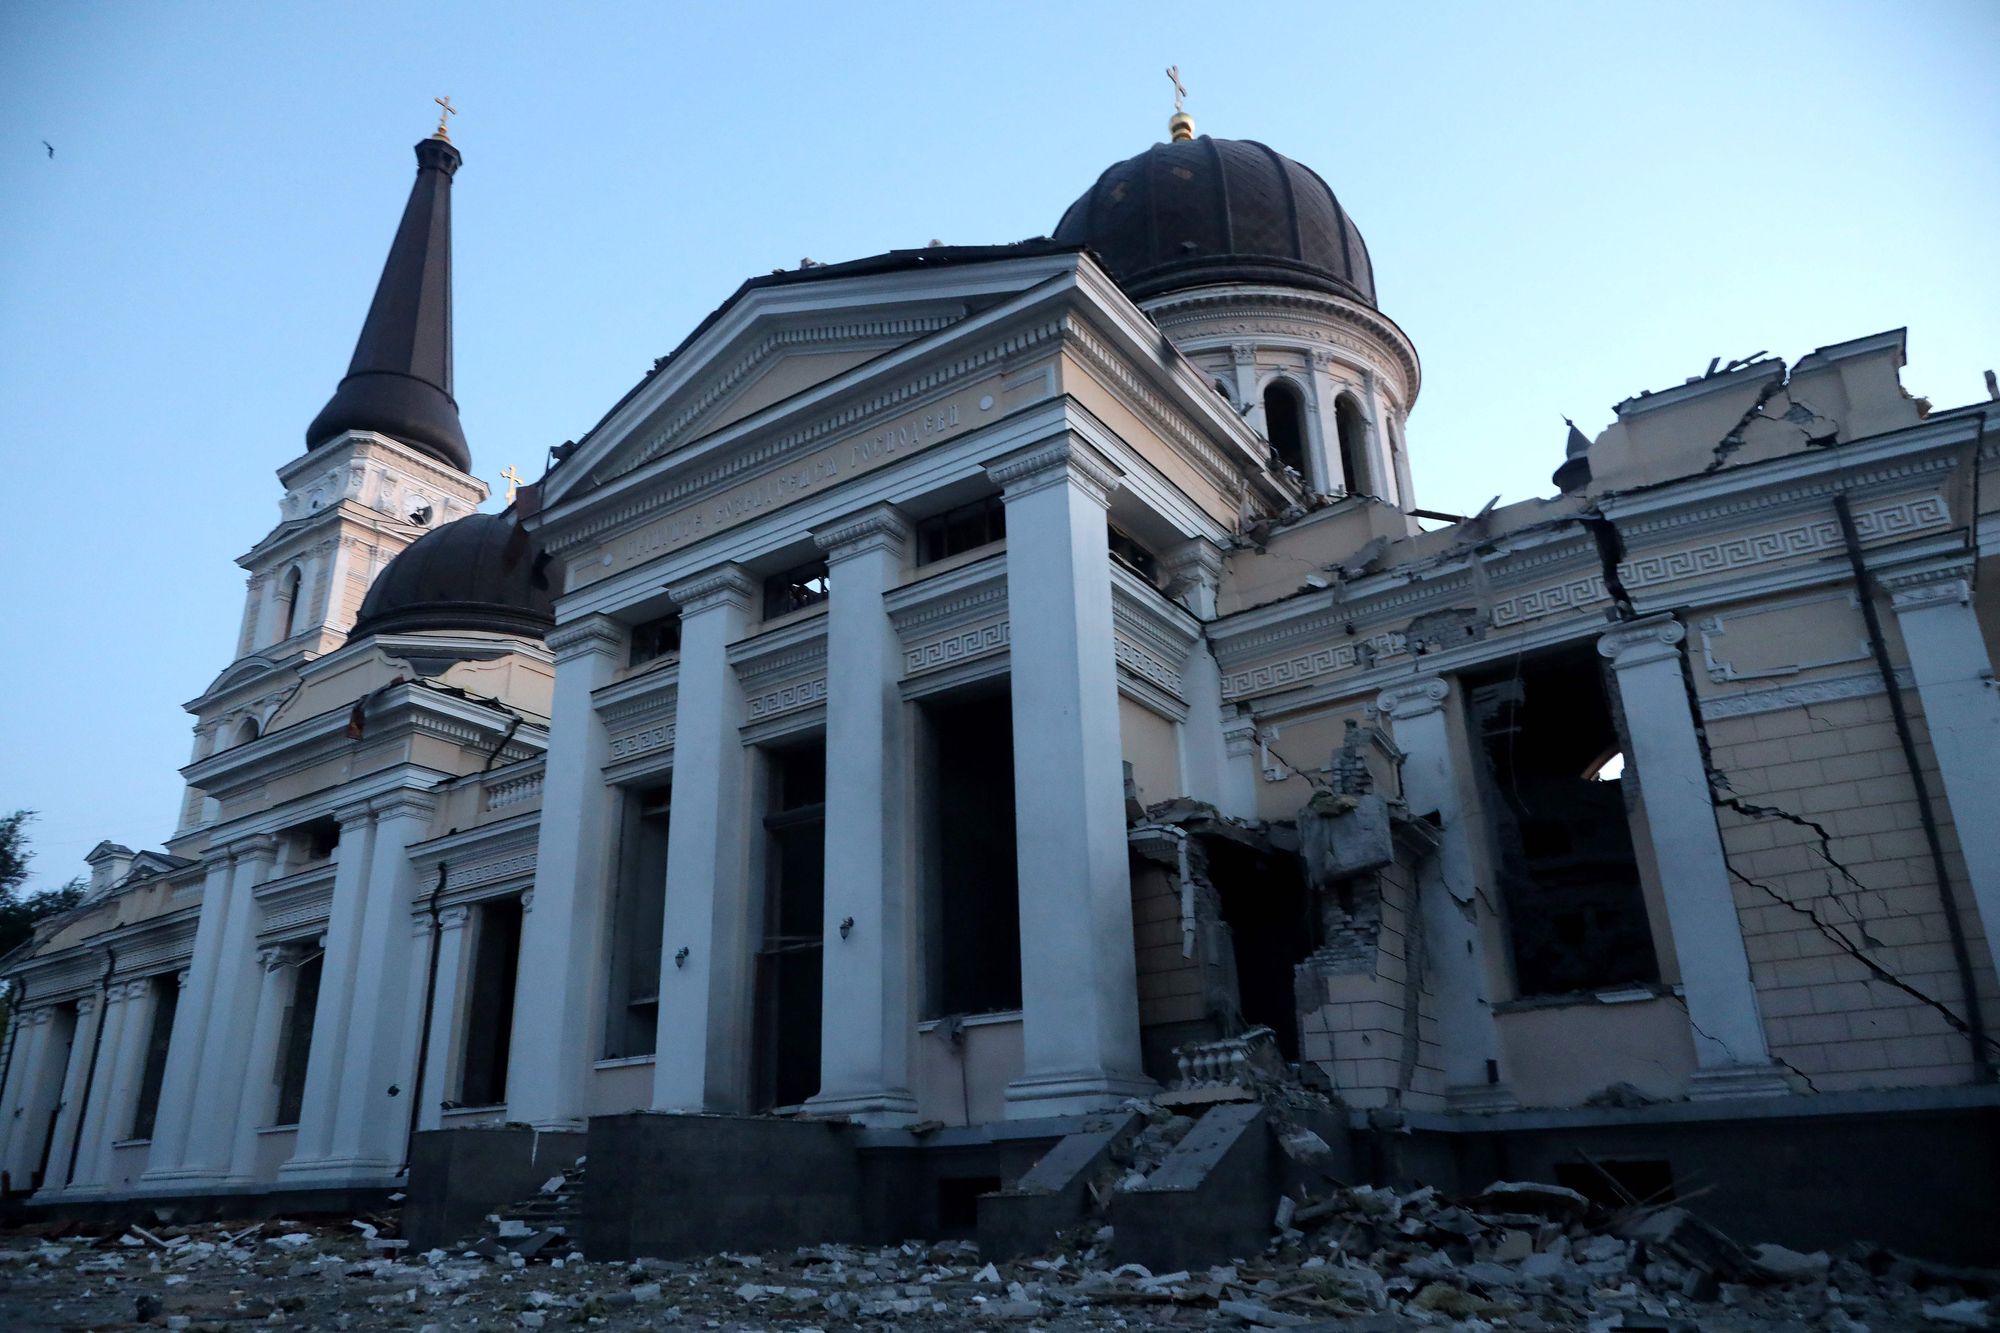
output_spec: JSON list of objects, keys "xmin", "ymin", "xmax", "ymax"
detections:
[{"xmin": 305, "ymin": 128, "xmax": 470, "ymax": 473}]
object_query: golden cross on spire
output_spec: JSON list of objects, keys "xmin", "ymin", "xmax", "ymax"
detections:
[
  {"xmin": 1165, "ymin": 66, "xmax": 1195, "ymax": 141},
  {"xmin": 500, "ymin": 464, "xmax": 524, "ymax": 503},
  {"xmin": 433, "ymin": 95, "xmax": 458, "ymax": 140}
]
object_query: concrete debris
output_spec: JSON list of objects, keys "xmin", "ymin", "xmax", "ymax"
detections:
[{"xmin": 2, "ymin": 1184, "xmax": 1993, "ymax": 1331}]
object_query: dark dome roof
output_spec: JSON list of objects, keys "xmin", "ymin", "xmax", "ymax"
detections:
[
  {"xmin": 350, "ymin": 511, "xmax": 553, "ymax": 641},
  {"xmin": 1054, "ymin": 136, "xmax": 1375, "ymax": 306}
]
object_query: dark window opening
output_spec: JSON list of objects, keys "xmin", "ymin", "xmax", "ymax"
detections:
[
  {"xmin": 606, "ymin": 786, "xmax": 671, "ymax": 1059},
  {"xmin": 273, "ymin": 953, "xmax": 323, "ymax": 1127},
  {"xmin": 763, "ymin": 560, "xmax": 831, "ymax": 619},
  {"xmin": 1209, "ymin": 841, "xmax": 1316, "ymax": 1061},
  {"xmin": 922, "ymin": 690, "xmax": 1022, "ymax": 1018},
  {"xmin": 288, "ymin": 815, "xmax": 340, "ymax": 865},
  {"xmin": 630, "ymin": 613, "xmax": 682, "ymax": 668},
  {"xmin": 279, "ymin": 567, "xmax": 303, "ymax": 640},
  {"xmin": 234, "ymin": 717, "xmax": 260, "ymax": 748},
  {"xmin": 1335, "ymin": 394, "xmax": 1368, "ymax": 495},
  {"xmin": 1554, "ymin": 1158, "xmax": 1675, "ymax": 1209},
  {"xmin": 1264, "ymin": 381, "xmax": 1308, "ymax": 478},
  {"xmin": 128, "ymin": 976, "xmax": 179, "ymax": 1141},
  {"xmin": 458, "ymin": 896, "xmax": 524, "ymax": 1107},
  {"xmin": 754, "ymin": 740, "xmax": 826, "ymax": 1110},
  {"xmin": 916, "ymin": 495, "xmax": 1006, "ymax": 565},
  {"xmin": 937, "ymin": 1175, "xmax": 1003, "ymax": 1237},
  {"xmin": 1107, "ymin": 525, "xmax": 1160, "ymax": 586},
  {"xmin": 1466, "ymin": 648, "xmax": 1659, "ymax": 998}
]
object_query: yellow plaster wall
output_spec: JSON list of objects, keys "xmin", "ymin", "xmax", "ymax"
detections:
[
  {"xmin": 1497, "ymin": 996, "xmax": 1697, "ymax": 1106},
  {"xmin": 1118, "ymin": 695, "xmax": 1181, "ymax": 807},
  {"xmin": 915, "ymin": 1018, "xmax": 1021, "ymax": 1127},
  {"xmin": 705, "ymin": 349, "xmax": 885, "ymax": 436}
]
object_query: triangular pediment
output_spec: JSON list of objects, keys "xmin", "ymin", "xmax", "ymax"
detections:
[{"xmin": 545, "ymin": 246, "xmax": 1086, "ymax": 508}]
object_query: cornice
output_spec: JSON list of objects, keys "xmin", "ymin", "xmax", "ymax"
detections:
[{"xmin": 1144, "ymin": 285, "xmax": 1421, "ymax": 407}]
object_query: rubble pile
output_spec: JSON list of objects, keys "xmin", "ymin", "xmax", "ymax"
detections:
[{"xmin": 1, "ymin": 1181, "xmax": 1994, "ymax": 1331}]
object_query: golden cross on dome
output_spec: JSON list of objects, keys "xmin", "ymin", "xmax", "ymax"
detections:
[
  {"xmin": 1165, "ymin": 66, "xmax": 1195, "ymax": 141},
  {"xmin": 1166, "ymin": 66, "xmax": 1187, "ymax": 114},
  {"xmin": 433, "ymin": 95, "xmax": 458, "ymax": 140},
  {"xmin": 500, "ymin": 465, "xmax": 524, "ymax": 503}
]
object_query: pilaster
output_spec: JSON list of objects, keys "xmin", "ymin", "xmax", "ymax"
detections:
[
  {"xmin": 1598, "ymin": 615, "xmax": 1787, "ymax": 1097},
  {"xmin": 1376, "ymin": 676, "xmax": 1514, "ymax": 1111},
  {"xmin": 508, "ymin": 614, "xmax": 626, "ymax": 1129},
  {"xmin": 806, "ymin": 505, "xmax": 920, "ymax": 1123},
  {"xmin": 37, "ymin": 992, "xmax": 102, "ymax": 1195},
  {"xmin": 1882, "ymin": 560, "xmax": 2000, "ymax": 983},
  {"xmin": 1163, "ymin": 540, "xmax": 1230, "ymax": 811},
  {"xmin": 986, "ymin": 436, "xmax": 1155, "ymax": 1114},
  {"xmin": 224, "ymin": 950, "xmax": 291, "ymax": 1181},
  {"xmin": 654, "ymin": 565, "xmax": 758, "ymax": 1111},
  {"xmin": 418, "ymin": 906, "xmax": 473, "ymax": 1131},
  {"xmin": 0, "ymin": 1007, "xmax": 52, "ymax": 1188},
  {"xmin": 63, "ymin": 980, "xmax": 147, "ymax": 1194}
]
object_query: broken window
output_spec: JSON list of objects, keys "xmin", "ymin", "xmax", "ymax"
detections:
[
  {"xmin": 1336, "ymin": 394, "xmax": 1369, "ymax": 495},
  {"xmin": 458, "ymin": 896, "xmax": 523, "ymax": 1107},
  {"xmin": 917, "ymin": 494, "xmax": 1006, "ymax": 565},
  {"xmin": 753, "ymin": 740, "xmax": 826, "ymax": 1110},
  {"xmin": 272, "ymin": 952, "xmax": 323, "ymax": 1127},
  {"xmin": 1264, "ymin": 380, "xmax": 1308, "ymax": 478},
  {"xmin": 921, "ymin": 689, "xmax": 1022, "ymax": 1017},
  {"xmin": 1465, "ymin": 648, "xmax": 1659, "ymax": 998},
  {"xmin": 762, "ymin": 559, "xmax": 830, "ymax": 619},
  {"xmin": 1107, "ymin": 524, "xmax": 1161, "ymax": 587},
  {"xmin": 605, "ymin": 786, "xmax": 671, "ymax": 1059},
  {"xmin": 629, "ymin": 613, "xmax": 681, "ymax": 668},
  {"xmin": 127, "ymin": 974, "xmax": 179, "ymax": 1140}
]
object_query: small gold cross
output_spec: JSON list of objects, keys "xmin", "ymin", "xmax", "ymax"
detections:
[
  {"xmin": 434, "ymin": 95, "xmax": 458, "ymax": 139},
  {"xmin": 500, "ymin": 464, "xmax": 524, "ymax": 503},
  {"xmin": 1166, "ymin": 66, "xmax": 1187, "ymax": 114}
]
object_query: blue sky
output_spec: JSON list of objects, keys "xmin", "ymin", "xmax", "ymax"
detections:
[{"xmin": 2, "ymin": 1, "xmax": 1995, "ymax": 882}]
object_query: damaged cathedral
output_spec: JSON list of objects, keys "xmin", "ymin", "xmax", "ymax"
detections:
[{"xmin": 4, "ymin": 102, "xmax": 1997, "ymax": 1266}]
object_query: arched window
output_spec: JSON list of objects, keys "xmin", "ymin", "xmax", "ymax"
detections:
[
  {"xmin": 278, "ymin": 567, "xmax": 304, "ymax": 640},
  {"xmin": 1263, "ymin": 381, "xmax": 1307, "ymax": 478},
  {"xmin": 234, "ymin": 717, "xmax": 261, "ymax": 748},
  {"xmin": 1335, "ymin": 394, "xmax": 1369, "ymax": 496}
]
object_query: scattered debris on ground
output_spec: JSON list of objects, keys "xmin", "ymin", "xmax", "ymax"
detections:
[{"xmin": 1, "ymin": 1166, "xmax": 1994, "ymax": 1330}]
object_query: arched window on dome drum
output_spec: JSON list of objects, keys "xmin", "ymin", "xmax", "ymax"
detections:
[
  {"xmin": 1335, "ymin": 394, "xmax": 1369, "ymax": 496},
  {"xmin": 1263, "ymin": 381, "xmax": 1307, "ymax": 479},
  {"xmin": 278, "ymin": 567, "xmax": 303, "ymax": 640},
  {"xmin": 234, "ymin": 717, "xmax": 261, "ymax": 748}
]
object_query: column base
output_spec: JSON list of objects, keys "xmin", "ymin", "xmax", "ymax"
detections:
[
  {"xmin": 277, "ymin": 1154, "xmax": 400, "ymax": 1187},
  {"xmin": 802, "ymin": 1086, "xmax": 920, "ymax": 1126},
  {"xmin": 133, "ymin": 1166, "xmax": 232, "ymax": 1193},
  {"xmin": 1687, "ymin": 1063, "xmax": 1794, "ymax": 1101},
  {"xmin": 1446, "ymin": 1082, "xmax": 1521, "ymax": 1114},
  {"xmin": 1004, "ymin": 1070, "xmax": 1158, "ymax": 1119}
]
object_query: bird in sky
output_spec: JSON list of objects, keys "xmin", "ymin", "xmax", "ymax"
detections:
[{"xmin": 42, "ymin": 141, "xmax": 54, "ymax": 158}]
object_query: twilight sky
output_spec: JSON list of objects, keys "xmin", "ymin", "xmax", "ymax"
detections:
[{"xmin": 1, "ymin": 0, "xmax": 1995, "ymax": 882}]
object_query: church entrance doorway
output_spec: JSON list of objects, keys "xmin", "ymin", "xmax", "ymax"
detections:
[{"xmin": 753, "ymin": 739, "xmax": 826, "ymax": 1110}]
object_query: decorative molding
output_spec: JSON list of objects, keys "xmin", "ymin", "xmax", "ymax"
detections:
[
  {"xmin": 1697, "ymin": 593, "xmax": 1867, "ymax": 683},
  {"xmin": 1110, "ymin": 571, "xmax": 1200, "ymax": 702},
  {"xmin": 546, "ymin": 615, "xmax": 626, "ymax": 663},
  {"xmin": 1890, "ymin": 579, "xmax": 1972, "ymax": 613},
  {"xmin": 1490, "ymin": 574, "xmax": 1608, "ymax": 628},
  {"xmin": 1599, "ymin": 615, "xmax": 1686, "ymax": 669},
  {"xmin": 1618, "ymin": 494, "xmax": 1951, "ymax": 590},
  {"xmin": 1220, "ymin": 629, "xmax": 1404, "ymax": 701},
  {"xmin": 888, "ymin": 557, "xmax": 1011, "ymax": 678},
  {"xmin": 483, "ymin": 768, "xmax": 544, "ymax": 812},
  {"xmin": 986, "ymin": 434, "xmax": 1124, "ymax": 505},
  {"xmin": 812, "ymin": 503, "xmax": 912, "ymax": 562},
  {"xmin": 1377, "ymin": 676, "xmax": 1450, "ymax": 720},
  {"xmin": 608, "ymin": 720, "xmax": 675, "ymax": 763},
  {"xmin": 1146, "ymin": 286, "xmax": 1421, "ymax": 406},
  {"xmin": 450, "ymin": 852, "xmax": 536, "ymax": 894},
  {"xmin": 1700, "ymin": 667, "xmax": 1913, "ymax": 721},
  {"xmin": 668, "ymin": 564, "xmax": 758, "ymax": 616},
  {"xmin": 438, "ymin": 905, "xmax": 471, "ymax": 930},
  {"xmin": 1058, "ymin": 316, "xmax": 1251, "ymax": 502}
]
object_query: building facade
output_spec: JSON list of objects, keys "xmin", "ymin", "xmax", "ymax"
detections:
[{"xmin": 4, "ymin": 113, "xmax": 1997, "ymax": 1226}]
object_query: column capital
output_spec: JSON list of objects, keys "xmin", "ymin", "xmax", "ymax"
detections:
[
  {"xmin": 1221, "ymin": 712, "xmax": 1262, "ymax": 757},
  {"xmin": 175, "ymin": 968, "xmax": 192, "ymax": 990},
  {"xmin": 986, "ymin": 436, "xmax": 1123, "ymax": 507},
  {"xmin": 21, "ymin": 1005, "xmax": 55, "ymax": 1027},
  {"xmin": 1879, "ymin": 557, "xmax": 1975, "ymax": 612},
  {"xmin": 370, "ymin": 788, "xmax": 438, "ymax": 825},
  {"xmin": 1377, "ymin": 675, "xmax": 1451, "ymax": 720},
  {"xmin": 1161, "ymin": 539, "xmax": 1225, "ymax": 617},
  {"xmin": 813, "ymin": 503, "xmax": 912, "ymax": 564},
  {"xmin": 113, "ymin": 978, "xmax": 153, "ymax": 1002},
  {"xmin": 438, "ymin": 905, "xmax": 472, "ymax": 930},
  {"xmin": 1598, "ymin": 614, "xmax": 1686, "ymax": 669},
  {"xmin": 333, "ymin": 798, "xmax": 378, "ymax": 830},
  {"xmin": 1229, "ymin": 342, "xmax": 1257, "ymax": 365},
  {"xmin": 546, "ymin": 614, "xmax": 626, "ymax": 663},
  {"xmin": 519, "ymin": 888, "xmax": 535, "ymax": 916},
  {"xmin": 75, "ymin": 993, "xmax": 99, "ymax": 1016},
  {"xmin": 221, "ymin": 831, "xmax": 282, "ymax": 863},
  {"xmin": 667, "ymin": 563, "xmax": 758, "ymax": 617}
]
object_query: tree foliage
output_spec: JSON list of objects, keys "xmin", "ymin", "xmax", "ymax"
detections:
[{"xmin": 0, "ymin": 811, "xmax": 87, "ymax": 964}]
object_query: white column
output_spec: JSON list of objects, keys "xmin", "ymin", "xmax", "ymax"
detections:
[
  {"xmin": 1218, "ymin": 714, "xmax": 1263, "ymax": 820},
  {"xmin": 138, "ymin": 858, "xmax": 232, "ymax": 1186},
  {"xmin": 1306, "ymin": 351, "xmax": 1346, "ymax": 496},
  {"xmin": 806, "ymin": 505, "xmax": 919, "ymax": 1124},
  {"xmin": 1, "ymin": 1009, "xmax": 59, "ymax": 1191},
  {"xmin": 1164, "ymin": 541, "xmax": 1230, "ymax": 810},
  {"xmin": 987, "ymin": 435, "xmax": 1154, "ymax": 1115},
  {"xmin": 224, "ymin": 950, "xmax": 290, "ymax": 1181},
  {"xmin": 0, "ymin": 1007, "xmax": 46, "ymax": 1190},
  {"xmin": 417, "ymin": 907, "xmax": 473, "ymax": 1132},
  {"xmin": 37, "ymin": 993, "xmax": 101, "ymax": 1195},
  {"xmin": 1887, "ymin": 570, "xmax": 2000, "ymax": 982},
  {"xmin": 508, "ymin": 615, "xmax": 625, "ymax": 1129},
  {"xmin": 1599, "ymin": 616, "xmax": 1787, "ymax": 1098},
  {"xmin": 1229, "ymin": 344, "xmax": 1262, "ymax": 436},
  {"xmin": 282, "ymin": 804, "xmax": 373, "ymax": 1171},
  {"xmin": 654, "ymin": 566, "xmax": 757, "ymax": 1111},
  {"xmin": 63, "ymin": 981, "xmax": 146, "ymax": 1194},
  {"xmin": 1377, "ymin": 676, "xmax": 1515, "ymax": 1111},
  {"xmin": 283, "ymin": 790, "xmax": 434, "ymax": 1181}
]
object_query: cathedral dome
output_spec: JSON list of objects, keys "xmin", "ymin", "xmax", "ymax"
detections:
[
  {"xmin": 349, "ymin": 510, "xmax": 553, "ymax": 641},
  {"xmin": 1053, "ymin": 136, "xmax": 1375, "ymax": 307}
]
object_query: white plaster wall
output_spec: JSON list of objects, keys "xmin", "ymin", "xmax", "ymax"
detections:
[
  {"xmin": 913, "ymin": 1018, "xmax": 1023, "ymax": 1127},
  {"xmin": 589, "ymin": 1060, "xmax": 655, "ymax": 1117},
  {"xmin": 1495, "ymin": 997, "xmax": 1697, "ymax": 1107}
]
